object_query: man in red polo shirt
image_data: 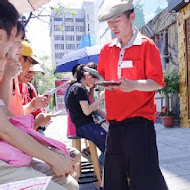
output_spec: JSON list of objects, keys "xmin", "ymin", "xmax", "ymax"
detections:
[{"xmin": 97, "ymin": 1, "xmax": 168, "ymax": 190}]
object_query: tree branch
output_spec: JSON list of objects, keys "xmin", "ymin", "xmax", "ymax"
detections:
[{"xmin": 25, "ymin": 12, "xmax": 33, "ymax": 27}]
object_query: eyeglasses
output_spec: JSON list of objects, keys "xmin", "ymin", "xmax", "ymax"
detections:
[
  {"xmin": 28, "ymin": 71, "xmax": 37, "ymax": 74},
  {"xmin": 27, "ymin": 58, "xmax": 34, "ymax": 64}
]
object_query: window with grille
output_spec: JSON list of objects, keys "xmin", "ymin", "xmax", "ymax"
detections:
[
  {"xmin": 65, "ymin": 35, "xmax": 75, "ymax": 41},
  {"xmin": 55, "ymin": 44, "xmax": 64, "ymax": 50},
  {"xmin": 66, "ymin": 44, "xmax": 75, "ymax": 50},
  {"xmin": 65, "ymin": 26, "xmax": 74, "ymax": 31},
  {"xmin": 55, "ymin": 35, "xmax": 64, "ymax": 41},
  {"xmin": 76, "ymin": 35, "xmax": 82, "ymax": 41}
]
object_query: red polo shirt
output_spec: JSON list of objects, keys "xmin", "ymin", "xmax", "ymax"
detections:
[{"xmin": 98, "ymin": 32, "xmax": 164, "ymax": 123}]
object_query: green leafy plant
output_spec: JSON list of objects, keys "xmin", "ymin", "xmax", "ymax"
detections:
[
  {"xmin": 157, "ymin": 69, "xmax": 179, "ymax": 95},
  {"xmin": 157, "ymin": 69, "xmax": 179, "ymax": 108},
  {"xmin": 159, "ymin": 106, "xmax": 175, "ymax": 117}
]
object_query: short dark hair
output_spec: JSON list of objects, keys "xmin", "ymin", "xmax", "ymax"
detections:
[
  {"xmin": 76, "ymin": 62, "xmax": 98, "ymax": 82},
  {"xmin": 123, "ymin": 9, "xmax": 134, "ymax": 19},
  {"xmin": 72, "ymin": 64, "xmax": 81, "ymax": 76},
  {"xmin": 0, "ymin": 1, "xmax": 19, "ymax": 37},
  {"xmin": 86, "ymin": 62, "xmax": 97, "ymax": 70},
  {"xmin": 16, "ymin": 21, "xmax": 25, "ymax": 40},
  {"xmin": 76, "ymin": 65, "xmax": 85, "ymax": 82}
]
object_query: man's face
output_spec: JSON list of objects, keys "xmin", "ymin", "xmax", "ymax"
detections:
[
  {"xmin": 19, "ymin": 55, "xmax": 33, "ymax": 72},
  {"xmin": 0, "ymin": 26, "xmax": 17, "ymax": 78},
  {"xmin": 0, "ymin": 26, "xmax": 17, "ymax": 57},
  {"xmin": 18, "ymin": 70, "xmax": 36, "ymax": 83},
  {"xmin": 107, "ymin": 13, "xmax": 135, "ymax": 39},
  {"xmin": 18, "ymin": 55, "xmax": 33, "ymax": 83},
  {"xmin": 9, "ymin": 33, "xmax": 23, "ymax": 60}
]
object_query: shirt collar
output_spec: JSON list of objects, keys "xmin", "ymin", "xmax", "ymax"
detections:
[{"xmin": 109, "ymin": 27, "xmax": 142, "ymax": 49}]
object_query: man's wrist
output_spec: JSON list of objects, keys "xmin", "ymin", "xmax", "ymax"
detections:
[
  {"xmin": 30, "ymin": 98, "xmax": 36, "ymax": 109},
  {"xmin": 47, "ymin": 150, "xmax": 61, "ymax": 167}
]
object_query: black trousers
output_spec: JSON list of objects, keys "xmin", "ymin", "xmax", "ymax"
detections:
[{"xmin": 104, "ymin": 117, "xmax": 168, "ymax": 190}]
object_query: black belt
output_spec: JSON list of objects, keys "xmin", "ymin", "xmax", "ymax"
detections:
[{"xmin": 109, "ymin": 117, "xmax": 153, "ymax": 127}]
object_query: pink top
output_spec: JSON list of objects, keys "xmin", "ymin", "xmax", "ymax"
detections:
[
  {"xmin": 0, "ymin": 114, "xmax": 69, "ymax": 167},
  {"xmin": 66, "ymin": 95, "xmax": 93, "ymax": 137},
  {"xmin": 67, "ymin": 111, "xmax": 76, "ymax": 137}
]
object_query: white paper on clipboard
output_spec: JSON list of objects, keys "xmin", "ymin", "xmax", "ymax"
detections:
[
  {"xmin": 46, "ymin": 80, "xmax": 70, "ymax": 96},
  {"xmin": 0, "ymin": 176, "xmax": 52, "ymax": 190}
]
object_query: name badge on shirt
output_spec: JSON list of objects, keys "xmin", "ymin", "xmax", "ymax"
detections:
[{"xmin": 121, "ymin": 60, "xmax": 133, "ymax": 68}]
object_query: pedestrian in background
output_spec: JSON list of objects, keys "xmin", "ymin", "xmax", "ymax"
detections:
[{"xmin": 67, "ymin": 64, "xmax": 107, "ymax": 157}]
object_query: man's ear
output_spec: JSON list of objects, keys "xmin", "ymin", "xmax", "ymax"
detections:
[
  {"xmin": 130, "ymin": 12, "xmax": 136, "ymax": 23},
  {"xmin": 18, "ymin": 54, "xmax": 22, "ymax": 62}
]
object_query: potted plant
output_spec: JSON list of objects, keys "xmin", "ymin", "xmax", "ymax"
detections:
[
  {"xmin": 157, "ymin": 69, "xmax": 179, "ymax": 127},
  {"xmin": 159, "ymin": 106, "xmax": 175, "ymax": 127}
]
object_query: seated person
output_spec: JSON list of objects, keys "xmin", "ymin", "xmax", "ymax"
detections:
[
  {"xmin": 18, "ymin": 63, "xmax": 56, "ymax": 134},
  {"xmin": 0, "ymin": 22, "xmax": 51, "ymax": 117},
  {"xmin": 0, "ymin": 1, "xmax": 79, "ymax": 189},
  {"xmin": 67, "ymin": 64, "xmax": 107, "ymax": 160},
  {"xmin": 18, "ymin": 40, "xmax": 51, "ymax": 115}
]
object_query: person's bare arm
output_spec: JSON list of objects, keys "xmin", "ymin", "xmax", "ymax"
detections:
[
  {"xmin": 23, "ymin": 96, "xmax": 51, "ymax": 115},
  {"xmin": 0, "ymin": 58, "xmax": 22, "ymax": 106},
  {"xmin": 0, "ymin": 107, "xmax": 74, "ymax": 176},
  {"xmin": 96, "ymin": 108, "xmax": 106, "ymax": 118},
  {"xmin": 89, "ymin": 87, "xmax": 95, "ymax": 100},
  {"xmin": 33, "ymin": 113, "xmax": 56, "ymax": 130},
  {"xmin": 0, "ymin": 79, "xmax": 11, "ymax": 107},
  {"xmin": 79, "ymin": 91, "xmax": 105, "ymax": 116},
  {"xmin": 110, "ymin": 78, "xmax": 163, "ymax": 92},
  {"xmin": 1, "ymin": 105, "xmax": 14, "ymax": 117}
]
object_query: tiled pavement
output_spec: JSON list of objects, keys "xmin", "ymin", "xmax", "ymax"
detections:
[{"xmin": 46, "ymin": 115, "xmax": 190, "ymax": 190}]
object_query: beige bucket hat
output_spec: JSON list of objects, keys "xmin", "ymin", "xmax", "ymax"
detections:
[{"xmin": 98, "ymin": 0, "xmax": 134, "ymax": 22}]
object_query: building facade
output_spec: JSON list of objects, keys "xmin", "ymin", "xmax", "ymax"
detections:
[
  {"xmin": 141, "ymin": 8, "xmax": 179, "ymax": 118},
  {"xmin": 168, "ymin": 0, "xmax": 190, "ymax": 127},
  {"xmin": 50, "ymin": 1, "xmax": 95, "ymax": 65}
]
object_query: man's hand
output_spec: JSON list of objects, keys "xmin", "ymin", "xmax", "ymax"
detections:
[
  {"xmin": 109, "ymin": 78, "xmax": 163, "ymax": 92},
  {"xmin": 24, "ymin": 96, "xmax": 51, "ymax": 115},
  {"xmin": 99, "ymin": 90, "xmax": 105, "ymax": 100},
  {"xmin": 34, "ymin": 113, "xmax": 56, "ymax": 129},
  {"xmin": 3, "ymin": 58, "xmax": 22, "ymax": 80},
  {"xmin": 31, "ymin": 96, "xmax": 51, "ymax": 109},
  {"xmin": 50, "ymin": 153, "xmax": 74, "ymax": 177},
  {"xmin": 52, "ymin": 148, "xmax": 80, "ymax": 169},
  {"xmin": 109, "ymin": 78, "xmax": 136, "ymax": 92}
]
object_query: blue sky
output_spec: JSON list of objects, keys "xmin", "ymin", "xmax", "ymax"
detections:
[
  {"xmin": 26, "ymin": 0, "xmax": 92, "ymax": 58},
  {"xmin": 140, "ymin": 0, "xmax": 168, "ymax": 23}
]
